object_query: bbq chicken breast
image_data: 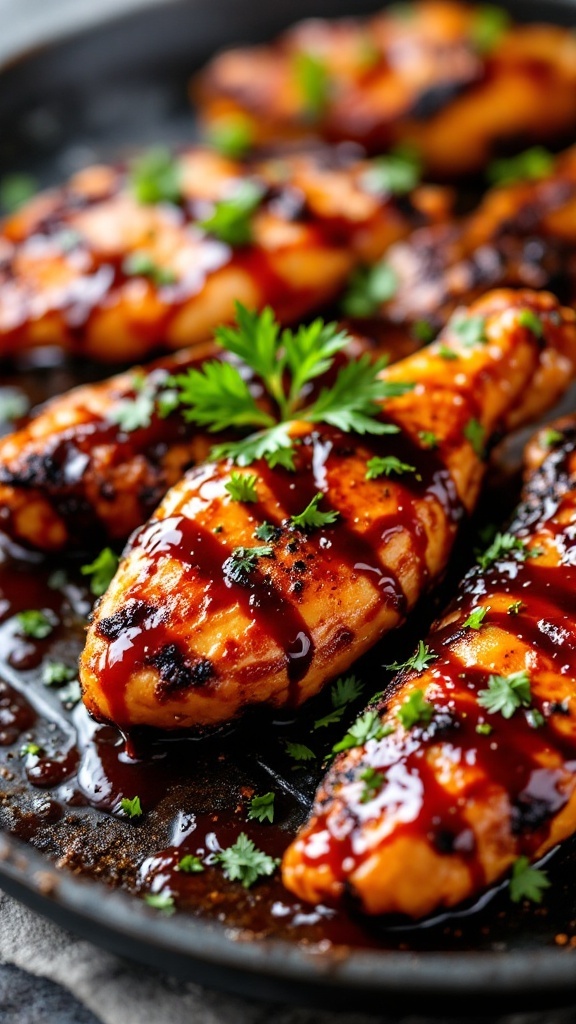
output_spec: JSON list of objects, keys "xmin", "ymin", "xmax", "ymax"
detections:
[
  {"xmin": 0, "ymin": 145, "xmax": 449, "ymax": 362},
  {"xmin": 195, "ymin": 1, "xmax": 576, "ymax": 175},
  {"xmin": 283, "ymin": 417, "xmax": 576, "ymax": 919},
  {"xmin": 79, "ymin": 290, "xmax": 576, "ymax": 731}
]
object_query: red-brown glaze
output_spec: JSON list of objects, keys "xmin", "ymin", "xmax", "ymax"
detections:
[
  {"xmin": 0, "ymin": 145, "xmax": 450, "ymax": 362},
  {"xmin": 79, "ymin": 289, "xmax": 576, "ymax": 732},
  {"xmin": 195, "ymin": 1, "xmax": 576, "ymax": 176},
  {"xmin": 283, "ymin": 421, "xmax": 576, "ymax": 919}
]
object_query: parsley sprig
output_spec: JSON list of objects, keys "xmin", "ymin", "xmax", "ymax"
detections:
[
  {"xmin": 216, "ymin": 833, "xmax": 279, "ymax": 888},
  {"xmin": 81, "ymin": 548, "xmax": 120, "ymax": 597},
  {"xmin": 168, "ymin": 303, "xmax": 412, "ymax": 468},
  {"xmin": 477, "ymin": 670, "xmax": 532, "ymax": 719},
  {"xmin": 385, "ymin": 640, "xmax": 437, "ymax": 674},
  {"xmin": 509, "ymin": 856, "xmax": 550, "ymax": 904}
]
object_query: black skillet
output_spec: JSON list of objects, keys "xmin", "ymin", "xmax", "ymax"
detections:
[{"xmin": 1, "ymin": 0, "xmax": 576, "ymax": 1014}]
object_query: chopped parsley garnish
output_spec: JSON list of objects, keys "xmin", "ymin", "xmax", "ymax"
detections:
[
  {"xmin": 223, "ymin": 545, "xmax": 274, "ymax": 586},
  {"xmin": 365, "ymin": 455, "xmax": 417, "ymax": 480},
  {"xmin": 81, "ymin": 547, "xmax": 119, "ymax": 596},
  {"xmin": 475, "ymin": 722, "xmax": 493, "ymax": 736},
  {"xmin": 199, "ymin": 180, "xmax": 264, "ymax": 246},
  {"xmin": 517, "ymin": 309, "xmax": 544, "ymax": 339},
  {"xmin": 333, "ymin": 710, "xmax": 393, "ymax": 754},
  {"xmin": 464, "ymin": 417, "xmax": 486, "ymax": 458},
  {"xmin": 418, "ymin": 430, "xmax": 439, "ymax": 449},
  {"xmin": 541, "ymin": 428, "xmax": 564, "ymax": 449},
  {"xmin": 470, "ymin": 4, "xmax": 510, "ymax": 53},
  {"xmin": 254, "ymin": 522, "xmax": 281, "ymax": 543},
  {"xmin": 314, "ymin": 674, "xmax": 364, "ymax": 730},
  {"xmin": 462, "ymin": 606, "xmax": 489, "ymax": 630},
  {"xmin": 0, "ymin": 173, "xmax": 37, "ymax": 213},
  {"xmin": 16, "ymin": 610, "xmax": 54, "ymax": 640},
  {"xmin": 42, "ymin": 661, "xmax": 76, "ymax": 686},
  {"xmin": 248, "ymin": 792, "xmax": 275, "ymax": 824},
  {"xmin": 508, "ymin": 600, "xmax": 526, "ymax": 615},
  {"xmin": 216, "ymin": 833, "xmax": 279, "ymax": 888},
  {"xmin": 129, "ymin": 147, "xmax": 182, "ymax": 205},
  {"xmin": 342, "ymin": 261, "xmax": 398, "ymax": 318},
  {"xmin": 488, "ymin": 146, "xmax": 554, "ymax": 187},
  {"xmin": 144, "ymin": 892, "xmax": 175, "ymax": 914},
  {"xmin": 207, "ymin": 115, "xmax": 254, "ymax": 159},
  {"xmin": 167, "ymin": 303, "xmax": 411, "ymax": 468},
  {"xmin": 122, "ymin": 251, "xmax": 177, "ymax": 286},
  {"xmin": 293, "ymin": 51, "xmax": 330, "ymax": 120},
  {"xmin": 20, "ymin": 742, "xmax": 41, "ymax": 757},
  {"xmin": 0, "ymin": 388, "xmax": 29, "ymax": 425},
  {"xmin": 396, "ymin": 689, "xmax": 435, "ymax": 730},
  {"xmin": 290, "ymin": 492, "xmax": 339, "ymax": 531},
  {"xmin": 385, "ymin": 640, "xmax": 438, "ymax": 674},
  {"xmin": 359, "ymin": 766, "xmax": 386, "ymax": 803},
  {"xmin": 314, "ymin": 707, "xmax": 346, "ymax": 730},
  {"xmin": 412, "ymin": 320, "xmax": 437, "ymax": 344},
  {"xmin": 108, "ymin": 389, "xmax": 155, "ymax": 432},
  {"xmin": 477, "ymin": 670, "xmax": 532, "ymax": 719},
  {"xmin": 450, "ymin": 314, "xmax": 488, "ymax": 348},
  {"xmin": 509, "ymin": 856, "xmax": 550, "ymax": 904},
  {"xmin": 361, "ymin": 146, "xmax": 422, "ymax": 197},
  {"xmin": 477, "ymin": 532, "xmax": 535, "ymax": 570},
  {"xmin": 526, "ymin": 708, "xmax": 545, "ymax": 730},
  {"xmin": 285, "ymin": 741, "xmax": 316, "ymax": 761},
  {"xmin": 177, "ymin": 854, "xmax": 205, "ymax": 874},
  {"xmin": 437, "ymin": 343, "xmax": 459, "ymax": 361},
  {"xmin": 120, "ymin": 795, "xmax": 143, "ymax": 818},
  {"xmin": 225, "ymin": 471, "xmax": 259, "ymax": 503}
]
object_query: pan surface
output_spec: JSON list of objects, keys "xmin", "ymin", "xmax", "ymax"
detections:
[{"xmin": 1, "ymin": 0, "xmax": 576, "ymax": 1013}]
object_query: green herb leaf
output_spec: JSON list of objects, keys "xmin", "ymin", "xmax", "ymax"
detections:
[
  {"xmin": 144, "ymin": 891, "xmax": 175, "ymax": 914},
  {"xmin": 361, "ymin": 146, "xmax": 422, "ymax": 197},
  {"xmin": 42, "ymin": 661, "xmax": 76, "ymax": 686},
  {"xmin": 541, "ymin": 428, "xmax": 564, "ymax": 449},
  {"xmin": 526, "ymin": 708, "xmax": 545, "ymax": 729},
  {"xmin": 397, "ymin": 689, "xmax": 435, "ymax": 729},
  {"xmin": 476, "ymin": 722, "xmax": 493, "ymax": 736},
  {"xmin": 0, "ymin": 173, "xmax": 37, "ymax": 213},
  {"xmin": 58, "ymin": 680, "xmax": 82, "ymax": 708},
  {"xmin": 477, "ymin": 532, "xmax": 535, "ymax": 570},
  {"xmin": 509, "ymin": 856, "xmax": 550, "ymax": 904},
  {"xmin": 207, "ymin": 115, "xmax": 254, "ymax": 159},
  {"xmin": 290, "ymin": 492, "xmax": 339, "ymax": 531},
  {"xmin": 331, "ymin": 675, "xmax": 364, "ymax": 708},
  {"xmin": 199, "ymin": 180, "xmax": 264, "ymax": 246},
  {"xmin": 120, "ymin": 795, "xmax": 143, "ymax": 818},
  {"xmin": 314, "ymin": 707, "xmax": 345, "ymax": 730},
  {"xmin": 224, "ymin": 471, "xmax": 259, "ymax": 503},
  {"xmin": 450, "ymin": 314, "xmax": 488, "ymax": 348},
  {"xmin": 81, "ymin": 548, "xmax": 119, "ymax": 596},
  {"xmin": 20, "ymin": 742, "xmax": 41, "ymax": 757},
  {"xmin": 16, "ymin": 610, "xmax": 54, "ymax": 640},
  {"xmin": 333, "ymin": 710, "xmax": 393, "ymax": 754},
  {"xmin": 0, "ymin": 388, "xmax": 29, "ymax": 426},
  {"xmin": 412, "ymin": 320, "xmax": 437, "ymax": 345},
  {"xmin": 223, "ymin": 545, "xmax": 274, "ymax": 586},
  {"xmin": 365, "ymin": 455, "xmax": 417, "ymax": 480},
  {"xmin": 385, "ymin": 640, "xmax": 437, "ymax": 674},
  {"xmin": 488, "ymin": 146, "xmax": 554, "ymax": 187},
  {"xmin": 129, "ymin": 147, "xmax": 182, "ymax": 205},
  {"xmin": 342, "ymin": 262, "xmax": 398, "ymax": 318},
  {"xmin": 464, "ymin": 418, "xmax": 485, "ymax": 458},
  {"xmin": 108, "ymin": 390, "xmax": 156, "ymax": 432},
  {"xmin": 418, "ymin": 430, "xmax": 439, "ymax": 449},
  {"xmin": 216, "ymin": 833, "xmax": 279, "ymax": 888},
  {"xmin": 517, "ymin": 309, "xmax": 544, "ymax": 339},
  {"xmin": 177, "ymin": 854, "xmax": 205, "ymax": 874},
  {"xmin": 359, "ymin": 766, "xmax": 386, "ymax": 803},
  {"xmin": 294, "ymin": 51, "xmax": 330, "ymax": 121},
  {"xmin": 470, "ymin": 4, "xmax": 510, "ymax": 53},
  {"xmin": 437, "ymin": 343, "xmax": 459, "ymax": 361},
  {"xmin": 171, "ymin": 359, "xmax": 274, "ymax": 435},
  {"xmin": 306, "ymin": 353, "xmax": 412, "ymax": 435},
  {"xmin": 254, "ymin": 522, "xmax": 281, "ymax": 543},
  {"xmin": 248, "ymin": 792, "xmax": 275, "ymax": 823},
  {"xmin": 122, "ymin": 251, "xmax": 177, "ymax": 286},
  {"xmin": 508, "ymin": 600, "xmax": 525, "ymax": 616},
  {"xmin": 285, "ymin": 741, "xmax": 316, "ymax": 761},
  {"xmin": 477, "ymin": 670, "xmax": 532, "ymax": 719},
  {"xmin": 462, "ymin": 606, "xmax": 489, "ymax": 630}
]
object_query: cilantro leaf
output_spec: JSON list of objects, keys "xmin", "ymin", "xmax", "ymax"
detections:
[
  {"xmin": 385, "ymin": 640, "xmax": 437, "ymax": 674},
  {"xmin": 216, "ymin": 833, "xmax": 279, "ymax": 888},
  {"xmin": 361, "ymin": 146, "xmax": 422, "ymax": 197},
  {"xmin": 470, "ymin": 4, "xmax": 510, "ymax": 53},
  {"xmin": 170, "ymin": 359, "xmax": 274, "ymax": 433},
  {"xmin": 450, "ymin": 314, "xmax": 488, "ymax": 348},
  {"xmin": 508, "ymin": 600, "xmax": 525, "ymax": 615},
  {"xmin": 177, "ymin": 854, "xmax": 205, "ymax": 873},
  {"xmin": 517, "ymin": 309, "xmax": 544, "ymax": 339},
  {"xmin": 108, "ymin": 390, "xmax": 156, "ymax": 432},
  {"xmin": 254, "ymin": 522, "xmax": 281, "ymax": 543},
  {"xmin": 144, "ymin": 892, "xmax": 175, "ymax": 914},
  {"xmin": 248, "ymin": 792, "xmax": 275, "ymax": 823},
  {"xmin": 412, "ymin": 320, "xmax": 437, "ymax": 344},
  {"xmin": 359, "ymin": 766, "xmax": 386, "ymax": 803},
  {"xmin": 476, "ymin": 722, "xmax": 493, "ymax": 736},
  {"xmin": 331, "ymin": 675, "xmax": 363, "ymax": 708},
  {"xmin": 222, "ymin": 545, "xmax": 274, "ymax": 586},
  {"xmin": 333, "ymin": 710, "xmax": 393, "ymax": 754},
  {"xmin": 509, "ymin": 856, "xmax": 550, "ymax": 904},
  {"xmin": 129, "ymin": 147, "xmax": 182, "ymax": 205},
  {"xmin": 314, "ymin": 707, "xmax": 345, "ymax": 730},
  {"xmin": 0, "ymin": 173, "xmax": 37, "ymax": 213},
  {"xmin": 437, "ymin": 343, "xmax": 459, "ymax": 361},
  {"xmin": 541, "ymin": 428, "xmax": 564, "ymax": 449},
  {"xmin": 462, "ymin": 606, "xmax": 489, "ymax": 630},
  {"xmin": 419, "ymin": 430, "xmax": 439, "ymax": 449},
  {"xmin": 488, "ymin": 146, "xmax": 554, "ymax": 187},
  {"xmin": 290, "ymin": 492, "xmax": 339, "ymax": 531},
  {"xmin": 477, "ymin": 670, "xmax": 532, "ymax": 719},
  {"xmin": 464, "ymin": 417, "xmax": 486, "ymax": 458},
  {"xmin": 285, "ymin": 741, "xmax": 316, "ymax": 761},
  {"xmin": 20, "ymin": 742, "xmax": 42, "ymax": 758},
  {"xmin": 224, "ymin": 471, "xmax": 259, "ymax": 503},
  {"xmin": 122, "ymin": 251, "xmax": 177, "ymax": 286},
  {"xmin": 16, "ymin": 610, "xmax": 54, "ymax": 640},
  {"xmin": 293, "ymin": 51, "xmax": 330, "ymax": 121},
  {"xmin": 477, "ymin": 532, "xmax": 534, "ymax": 570},
  {"xmin": 365, "ymin": 455, "xmax": 416, "ymax": 480},
  {"xmin": 207, "ymin": 115, "xmax": 254, "ymax": 159},
  {"xmin": 397, "ymin": 689, "xmax": 435, "ymax": 729},
  {"xmin": 199, "ymin": 180, "xmax": 264, "ymax": 246},
  {"xmin": 42, "ymin": 661, "xmax": 76, "ymax": 686},
  {"xmin": 306, "ymin": 353, "xmax": 412, "ymax": 435},
  {"xmin": 120, "ymin": 796, "xmax": 143, "ymax": 818},
  {"xmin": 81, "ymin": 548, "xmax": 119, "ymax": 597},
  {"xmin": 342, "ymin": 262, "xmax": 398, "ymax": 318}
]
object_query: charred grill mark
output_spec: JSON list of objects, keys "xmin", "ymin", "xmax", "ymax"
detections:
[
  {"xmin": 149, "ymin": 643, "xmax": 215, "ymax": 699},
  {"xmin": 96, "ymin": 600, "xmax": 160, "ymax": 641}
]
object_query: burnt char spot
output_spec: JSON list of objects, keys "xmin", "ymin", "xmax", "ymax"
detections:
[
  {"xmin": 409, "ymin": 79, "xmax": 470, "ymax": 120},
  {"xmin": 511, "ymin": 797, "xmax": 555, "ymax": 834},
  {"xmin": 149, "ymin": 642, "xmax": 215, "ymax": 699},
  {"xmin": 96, "ymin": 600, "xmax": 158, "ymax": 640}
]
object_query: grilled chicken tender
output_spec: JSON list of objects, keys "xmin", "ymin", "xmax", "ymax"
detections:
[
  {"xmin": 0, "ymin": 146, "xmax": 449, "ymax": 362},
  {"xmin": 79, "ymin": 290, "xmax": 576, "ymax": 731},
  {"xmin": 283, "ymin": 418, "xmax": 576, "ymax": 919},
  {"xmin": 195, "ymin": 1, "xmax": 576, "ymax": 176},
  {"xmin": 0, "ymin": 331, "xmax": 382, "ymax": 553},
  {"xmin": 381, "ymin": 144, "xmax": 576, "ymax": 338}
]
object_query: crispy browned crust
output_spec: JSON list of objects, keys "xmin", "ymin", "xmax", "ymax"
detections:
[
  {"xmin": 195, "ymin": 1, "xmax": 576, "ymax": 175},
  {"xmin": 79, "ymin": 290, "xmax": 576, "ymax": 732}
]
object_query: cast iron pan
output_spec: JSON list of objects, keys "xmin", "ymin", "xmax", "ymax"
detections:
[{"xmin": 1, "ymin": 0, "xmax": 576, "ymax": 1013}]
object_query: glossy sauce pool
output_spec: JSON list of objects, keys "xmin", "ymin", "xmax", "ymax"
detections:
[{"xmin": 1, "ymin": 355, "xmax": 576, "ymax": 955}]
